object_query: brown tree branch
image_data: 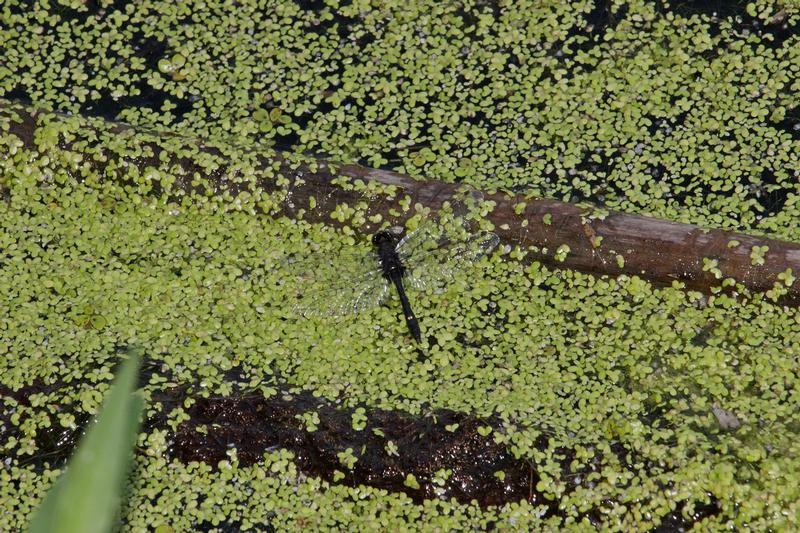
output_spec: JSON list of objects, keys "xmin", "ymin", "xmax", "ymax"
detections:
[{"xmin": 3, "ymin": 99, "xmax": 799, "ymax": 304}]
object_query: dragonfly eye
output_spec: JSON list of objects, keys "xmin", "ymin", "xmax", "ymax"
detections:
[{"xmin": 372, "ymin": 231, "xmax": 394, "ymax": 246}]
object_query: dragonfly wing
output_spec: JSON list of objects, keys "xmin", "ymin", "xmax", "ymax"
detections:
[
  {"xmin": 395, "ymin": 222, "xmax": 440, "ymax": 261},
  {"xmin": 285, "ymin": 243, "xmax": 389, "ymax": 317},
  {"xmin": 292, "ymin": 270, "xmax": 389, "ymax": 317},
  {"xmin": 282, "ymin": 242, "xmax": 379, "ymax": 282},
  {"xmin": 396, "ymin": 215, "xmax": 485, "ymax": 263},
  {"xmin": 398, "ymin": 222, "xmax": 499, "ymax": 292}
]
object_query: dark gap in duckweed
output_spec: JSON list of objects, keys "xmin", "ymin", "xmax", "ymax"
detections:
[
  {"xmin": 48, "ymin": 0, "xmax": 133, "ymax": 23},
  {"xmin": 285, "ymin": 4, "xmax": 359, "ymax": 47},
  {"xmin": 131, "ymin": 31, "xmax": 170, "ymax": 72},
  {"xmin": 662, "ymin": 0, "xmax": 797, "ymax": 46},
  {"xmin": 481, "ymin": 0, "xmax": 503, "ymax": 22},
  {"xmin": 562, "ymin": 1, "xmax": 629, "ymax": 63},
  {"xmin": 453, "ymin": 5, "xmax": 489, "ymax": 35},
  {"xmin": 570, "ymin": 150, "xmax": 625, "ymax": 205},
  {"xmin": 31, "ymin": 410, "xmax": 92, "ymax": 466},
  {"xmin": 0, "ymin": 379, "xmax": 91, "ymax": 471},
  {"xmin": 354, "ymin": 27, "xmax": 380, "ymax": 51},
  {"xmin": 85, "ymin": 28, "xmax": 187, "ymax": 120},
  {"xmin": 666, "ymin": 109, "xmax": 690, "ymax": 130},
  {"xmin": 196, "ymin": 520, "xmax": 269, "ymax": 533},
  {"xmin": 544, "ymin": 2, "xmax": 631, "ymax": 84},
  {"xmin": 690, "ymin": 319, "xmax": 718, "ymax": 347},
  {"xmin": 164, "ymin": 384, "xmax": 722, "ymax": 526},
  {"xmin": 84, "ymin": 31, "xmax": 195, "ymax": 122},
  {"xmin": 136, "ymin": 354, "xmax": 180, "ymax": 390},
  {"xmin": 377, "ymin": 146, "xmax": 406, "ymax": 170},
  {"xmin": 771, "ymin": 106, "xmax": 800, "ymax": 140},
  {"xmin": 83, "ymin": 86, "xmax": 194, "ymax": 124},
  {"xmin": 751, "ymin": 168, "xmax": 789, "ymax": 218},
  {"xmin": 649, "ymin": 500, "xmax": 721, "ymax": 532},
  {"xmin": 168, "ymin": 388, "xmax": 555, "ymax": 510},
  {"xmin": 294, "ymin": 0, "xmax": 334, "ymax": 13},
  {"xmin": 48, "ymin": 2, "xmax": 96, "ymax": 24},
  {"xmin": 333, "ymin": 17, "xmax": 362, "ymax": 42},
  {"xmin": 584, "ymin": 0, "xmax": 625, "ymax": 37},
  {"xmin": 661, "ymin": 0, "xmax": 748, "ymax": 20},
  {"xmin": 3, "ymin": 86, "xmax": 35, "ymax": 110},
  {"xmin": 663, "ymin": 174, "xmax": 702, "ymax": 206},
  {"xmin": 272, "ymin": 128, "xmax": 304, "ymax": 153}
]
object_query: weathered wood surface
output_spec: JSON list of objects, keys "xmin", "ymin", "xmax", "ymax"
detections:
[
  {"xmin": 3, "ymin": 101, "xmax": 799, "ymax": 303},
  {"xmin": 292, "ymin": 160, "xmax": 800, "ymax": 303}
]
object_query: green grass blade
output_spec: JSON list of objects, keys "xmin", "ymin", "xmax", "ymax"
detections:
[{"xmin": 28, "ymin": 347, "xmax": 145, "ymax": 533}]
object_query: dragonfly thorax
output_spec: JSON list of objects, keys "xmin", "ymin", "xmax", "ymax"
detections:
[{"xmin": 372, "ymin": 230, "xmax": 405, "ymax": 279}]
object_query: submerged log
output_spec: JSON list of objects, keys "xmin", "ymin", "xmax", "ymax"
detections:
[{"xmin": 2, "ymin": 100, "xmax": 799, "ymax": 304}]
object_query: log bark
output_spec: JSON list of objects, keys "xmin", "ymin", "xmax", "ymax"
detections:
[
  {"xmin": 283, "ymin": 161, "xmax": 800, "ymax": 304},
  {"xmin": 3, "ymin": 100, "xmax": 799, "ymax": 304}
]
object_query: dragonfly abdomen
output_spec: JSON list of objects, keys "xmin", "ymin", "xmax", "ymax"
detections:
[
  {"xmin": 390, "ymin": 273, "xmax": 422, "ymax": 343},
  {"xmin": 373, "ymin": 230, "xmax": 419, "ymax": 342}
]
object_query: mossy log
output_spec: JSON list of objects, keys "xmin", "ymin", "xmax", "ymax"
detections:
[
  {"xmin": 303, "ymin": 161, "xmax": 800, "ymax": 304},
  {"xmin": 3, "ymin": 100, "xmax": 800, "ymax": 304}
]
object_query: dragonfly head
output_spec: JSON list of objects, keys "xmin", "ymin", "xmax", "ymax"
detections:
[{"xmin": 372, "ymin": 230, "xmax": 397, "ymax": 247}]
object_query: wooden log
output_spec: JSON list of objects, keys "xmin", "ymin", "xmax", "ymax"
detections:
[
  {"xmin": 280, "ymin": 159, "xmax": 800, "ymax": 304},
  {"xmin": 3, "ymin": 100, "xmax": 799, "ymax": 304}
]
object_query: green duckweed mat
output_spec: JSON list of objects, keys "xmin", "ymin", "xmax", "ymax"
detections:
[{"xmin": 2, "ymin": 0, "xmax": 800, "ymax": 530}]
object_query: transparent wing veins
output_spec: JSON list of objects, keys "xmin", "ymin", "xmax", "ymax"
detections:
[
  {"xmin": 284, "ymin": 242, "xmax": 389, "ymax": 318},
  {"xmin": 286, "ymin": 211, "xmax": 499, "ymax": 319},
  {"xmin": 397, "ymin": 219, "xmax": 499, "ymax": 292}
]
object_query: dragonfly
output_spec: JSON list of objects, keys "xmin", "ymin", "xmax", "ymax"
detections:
[{"xmin": 288, "ymin": 218, "xmax": 500, "ymax": 343}]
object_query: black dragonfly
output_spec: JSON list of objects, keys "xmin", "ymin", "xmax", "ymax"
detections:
[{"xmin": 288, "ymin": 219, "xmax": 500, "ymax": 343}]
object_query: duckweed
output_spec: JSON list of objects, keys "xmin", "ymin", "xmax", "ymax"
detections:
[
  {"xmin": 1, "ymin": 0, "xmax": 800, "ymax": 530},
  {"xmin": 778, "ymin": 267, "xmax": 796, "ymax": 286},
  {"xmin": 702, "ymin": 257, "xmax": 723, "ymax": 279},
  {"xmin": 751, "ymin": 244, "xmax": 770, "ymax": 266},
  {"xmin": 554, "ymin": 244, "xmax": 571, "ymax": 262},
  {"xmin": 404, "ymin": 474, "xmax": 421, "ymax": 490},
  {"xmin": 5, "ymin": 164, "xmax": 798, "ymax": 528},
  {"xmin": 1, "ymin": 0, "xmax": 798, "ymax": 237}
]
